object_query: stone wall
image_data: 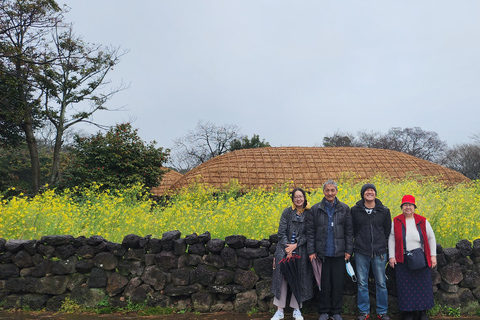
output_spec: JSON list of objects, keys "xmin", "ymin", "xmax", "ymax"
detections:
[{"xmin": 0, "ymin": 233, "xmax": 479, "ymax": 314}]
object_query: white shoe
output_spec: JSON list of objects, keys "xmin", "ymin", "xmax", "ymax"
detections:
[
  {"xmin": 293, "ymin": 309, "xmax": 304, "ymax": 320},
  {"xmin": 271, "ymin": 309, "xmax": 284, "ymax": 320}
]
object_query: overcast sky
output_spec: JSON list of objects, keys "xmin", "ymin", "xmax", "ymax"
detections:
[{"xmin": 59, "ymin": 1, "xmax": 480, "ymax": 151}]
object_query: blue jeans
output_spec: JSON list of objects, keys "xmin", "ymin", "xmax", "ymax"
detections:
[{"xmin": 355, "ymin": 253, "xmax": 388, "ymax": 315}]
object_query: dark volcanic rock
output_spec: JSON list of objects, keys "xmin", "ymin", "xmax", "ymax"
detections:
[
  {"xmin": 225, "ymin": 235, "xmax": 246, "ymax": 249},
  {"xmin": 206, "ymin": 239, "xmax": 225, "ymax": 253},
  {"xmin": 40, "ymin": 235, "xmax": 74, "ymax": 246},
  {"xmin": 87, "ymin": 268, "xmax": 108, "ymax": 288},
  {"xmin": 456, "ymin": 239, "xmax": 473, "ymax": 257}
]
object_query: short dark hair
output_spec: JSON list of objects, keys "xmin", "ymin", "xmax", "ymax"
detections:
[{"xmin": 291, "ymin": 187, "xmax": 308, "ymax": 209}]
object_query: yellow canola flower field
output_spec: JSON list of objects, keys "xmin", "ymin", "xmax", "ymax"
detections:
[{"xmin": 1, "ymin": 177, "xmax": 479, "ymax": 248}]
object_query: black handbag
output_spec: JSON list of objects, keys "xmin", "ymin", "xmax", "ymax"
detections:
[
  {"xmin": 405, "ymin": 248, "xmax": 427, "ymax": 270},
  {"xmin": 403, "ymin": 224, "xmax": 427, "ymax": 271}
]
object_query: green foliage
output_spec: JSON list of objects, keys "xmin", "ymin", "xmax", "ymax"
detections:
[
  {"xmin": 1, "ymin": 0, "xmax": 64, "ymax": 193},
  {"xmin": 176, "ymin": 308, "xmax": 190, "ymax": 314},
  {"xmin": 96, "ymin": 307, "xmax": 115, "ymax": 314},
  {"xmin": 247, "ymin": 306, "xmax": 259, "ymax": 315},
  {"xmin": 97, "ymin": 295, "xmax": 109, "ymax": 307},
  {"xmin": 323, "ymin": 132, "xmax": 356, "ymax": 147},
  {"xmin": 428, "ymin": 303, "xmax": 461, "ymax": 318},
  {"xmin": 428, "ymin": 302, "xmax": 442, "ymax": 316},
  {"xmin": 119, "ymin": 298, "xmax": 146, "ymax": 313},
  {"xmin": 446, "ymin": 307, "xmax": 461, "ymax": 317},
  {"xmin": 59, "ymin": 297, "xmax": 84, "ymax": 313},
  {"xmin": 230, "ymin": 133, "xmax": 270, "ymax": 151},
  {"xmin": 59, "ymin": 123, "xmax": 169, "ymax": 190},
  {"xmin": 3, "ymin": 175, "xmax": 479, "ymax": 246},
  {"xmin": 0, "ymin": 144, "xmax": 53, "ymax": 194},
  {"xmin": 139, "ymin": 306, "xmax": 174, "ymax": 315},
  {"xmin": 0, "ymin": 66, "xmax": 25, "ymax": 148}
]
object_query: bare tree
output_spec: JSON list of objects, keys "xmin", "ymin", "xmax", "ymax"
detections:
[
  {"xmin": 323, "ymin": 127, "xmax": 447, "ymax": 162},
  {"xmin": 170, "ymin": 120, "xmax": 242, "ymax": 172},
  {"xmin": 39, "ymin": 24, "xmax": 128, "ymax": 185},
  {"xmin": 471, "ymin": 132, "xmax": 480, "ymax": 144},
  {"xmin": 378, "ymin": 127, "xmax": 447, "ymax": 162},
  {"xmin": 441, "ymin": 143, "xmax": 480, "ymax": 180}
]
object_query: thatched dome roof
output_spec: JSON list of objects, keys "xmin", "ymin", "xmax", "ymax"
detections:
[
  {"xmin": 150, "ymin": 168, "xmax": 183, "ymax": 196},
  {"xmin": 168, "ymin": 147, "xmax": 469, "ymax": 191}
]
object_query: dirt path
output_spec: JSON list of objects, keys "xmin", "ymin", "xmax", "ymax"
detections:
[{"xmin": 0, "ymin": 311, "xmax": 477, "ymax": 320}]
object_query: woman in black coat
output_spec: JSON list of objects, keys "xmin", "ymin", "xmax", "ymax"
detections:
[{"xmin": 271, "ymin": 188, "xmax": 314, "ymax": 320}]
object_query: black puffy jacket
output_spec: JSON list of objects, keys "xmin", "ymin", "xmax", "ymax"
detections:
[
  {"xmin": 351, "ymin": 198, "xmax": 391, "ymax": 256},
  {"xmin": 306, "ymin": 197, "xmax": 353, "ymax": 259}
]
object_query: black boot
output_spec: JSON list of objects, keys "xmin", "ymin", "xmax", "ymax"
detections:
[
  {"xmin": 419, "ymin": 310, "xmax": 429, "ymax": 320},
  {"xmin": 403, "ymin": 311, "xmax": 413, "ymax": 320}
]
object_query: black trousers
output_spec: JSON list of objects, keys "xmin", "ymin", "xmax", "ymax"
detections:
[{"xmin": 318, "ymin": 256, "xmax": 345, "ymax": 315}]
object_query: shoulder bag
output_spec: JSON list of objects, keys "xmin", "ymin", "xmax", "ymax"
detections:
[{"xmin": 402, "ymin": 223, "xmax": 427, "ymax": 270}]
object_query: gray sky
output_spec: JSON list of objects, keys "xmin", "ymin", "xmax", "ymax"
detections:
[{"xmin": 60, "ymin": 1, "xmax": 480, "ymax": 150}]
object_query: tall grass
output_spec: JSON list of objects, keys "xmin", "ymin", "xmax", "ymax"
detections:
[{"xmin": 1, "ymin": 177, "xmax": 479, "ymax": 247}]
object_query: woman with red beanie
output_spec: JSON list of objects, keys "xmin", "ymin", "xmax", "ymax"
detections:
[{"xmin": 388, "ymin": 195, "xmax": 437, "ymax": 320}]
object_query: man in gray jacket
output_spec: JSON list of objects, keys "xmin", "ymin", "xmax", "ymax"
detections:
[{"xmin": 307, "ymin": 180, "xmax": 353, "ymax": 320}]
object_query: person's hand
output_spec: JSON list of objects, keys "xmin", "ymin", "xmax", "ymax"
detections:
[
  {"xmin": 389, "ymin": 257, "xmax": 396, "ymax": 268},
  {"xmin": 285, "ymin": 243, "xmax": 297, "ymax": 255},
  {"xmin": 309, "ymin": 253, "xmax": 317, "ymax": 262},
  {"xmin": 431, "ymin": 255, "xmax": 437, "ymax": 268},
  {"xmin": 345, "ymin": 253, "xmax": 351, "ymax": 260}
]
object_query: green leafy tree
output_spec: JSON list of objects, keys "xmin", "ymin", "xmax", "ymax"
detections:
[
  {"xmin": 0, "ymin": 143, "xmax": 54, "ymax": 194},
  {"xmin": 0, "ymin": 63, "xmax": 25, "ymax": 148},
  {"xmin": 322, "ymin": 131, "xmax": 357, "ymax": 147},
  {"xmin": 59, "ymin": 123, "xmax": 169, "ymax": 190},
  {"xmin": 229, "ymin": 134, "xmax": 270, "ymax": 151},
  {"xmin": 1, "ymin": 1, "xmax": 125, "ymax": 193},
  {"xmin": 1, "ymin": 0, "xmax": 63, "ymax": 193}
]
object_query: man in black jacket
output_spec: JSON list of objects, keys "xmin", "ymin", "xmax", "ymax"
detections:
[
  {"xmin": 351, "ymin": 183, "xmax": 391, "ymax": 320},
  {"xmin": 307, "ymin": 180, "xmax": 353, "ymax": 320}
]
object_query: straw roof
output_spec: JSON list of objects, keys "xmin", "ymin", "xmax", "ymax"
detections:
[
  {"xmin": 168, "ymin": 147, "xmax": 469, "ymax": 191},
  {"xmin": 150, "ymin": 168, "xmax": 183, "ymax": 196}
]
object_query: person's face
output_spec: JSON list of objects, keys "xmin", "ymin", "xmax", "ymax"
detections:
[
  {"xmin": 364, "ymin": 188, "xmax": 376, "ymax": 202},
  {"xmin": 402, "ymin": 203, "xmax": 415, "ymax": 215},
  {"xmin": 293, "ymin": 190, "xmax": 305, "ymax": 208},
  {"xmin": 323, "ymin": 184, "xmax": 338, "ymax": 203}
]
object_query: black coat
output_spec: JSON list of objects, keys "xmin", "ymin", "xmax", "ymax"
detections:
[
  {"xmin": 351, "ymin": 198, "xmax": 391, "ymax": 256},
  {"xmin": 306, "ymin": 197, "xmax": 353, "ymax": 259},
  {"xmin": 271, "ymin": 206, "xmax": 314, "ymax": 303}
]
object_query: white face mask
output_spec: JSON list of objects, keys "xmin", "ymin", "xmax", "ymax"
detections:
[{"xmin": 346, "ymin": 260, "xmax": 357, "ymax": 282}]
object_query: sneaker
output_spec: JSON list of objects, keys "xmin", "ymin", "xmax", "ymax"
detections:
[
  {"xmin": 271, "ymin": 309, "xmax": 284, "ymax": 320},
  {"xmin": 319, "ymin": 313, "xmax": 329, "ymax": 320},
  {"xmin": 293, "ymin": 309, "xmax": 304, "ymax": 320},
  {"xmin": 332, "ymin": 314, "xmax": 343, "ymax": 320},
  {"xmin": 377, "ymin": 314, "xmax": 390, "ymax": 320},
  {"xmin": 358, "ymin": 314, "xmax": 370, "ymax": 320}
]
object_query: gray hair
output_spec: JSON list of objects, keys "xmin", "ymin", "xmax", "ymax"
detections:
[{"xmin": 323, "ymin": 180, "xmax": 338, "ymax": 191}]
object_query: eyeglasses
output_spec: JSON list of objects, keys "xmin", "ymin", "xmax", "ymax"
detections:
[{"xmin": 293, "ymin": 196, "xmax": 304, "ymax": 199}]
